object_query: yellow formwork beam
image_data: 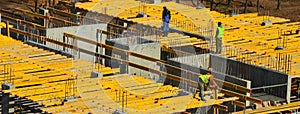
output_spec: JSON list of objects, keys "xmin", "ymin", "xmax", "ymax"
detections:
[
  {"xmin": 10, "ymin": 81, "xmax": 66, "ymax": 94},
  {"xmin": 0, "ymin": 22, "xmax": 13, "ymax": 28}
]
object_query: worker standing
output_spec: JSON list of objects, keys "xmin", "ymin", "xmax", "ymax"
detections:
[
  {"xmin": 196, "ymin": 70, "xmax": 219, "ymax": 101},
  {"xmin": 162, "ymin": 6, "xmax": 171, "ymax": 37},
  {"xmin": 216, "ymin": 22, "xmax": 224, "ymax": 54}
]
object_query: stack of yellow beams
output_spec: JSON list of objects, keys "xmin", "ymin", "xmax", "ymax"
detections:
[{"xmin": 0, "ymin": 34, "xmax": 119, "ymax": 107}]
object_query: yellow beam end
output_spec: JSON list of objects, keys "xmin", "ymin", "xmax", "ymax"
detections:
[
  {"xmin": 0, "ymin": 22, "xmax": 13, "ymax": 28},
  {"xmin": 2, "ymin": 89, "xmax": 12, "ymax": 93}
]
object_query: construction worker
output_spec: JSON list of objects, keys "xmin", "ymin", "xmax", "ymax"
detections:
[
  {"xmin": 196, "ymin": 70, "xmax": 219, "ymax": 101},
  {"xmin": 216, "ymin": 22, "xmax": 224, "ymax": 54},
  {"xmin": 162, "ymin": 6, "xmax": 171, "ymax": 37}
]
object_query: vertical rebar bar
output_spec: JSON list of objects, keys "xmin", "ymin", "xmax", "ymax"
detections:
[{"xmin": 122, "ymin": 90, "xmax": 124, "ymax": 112}]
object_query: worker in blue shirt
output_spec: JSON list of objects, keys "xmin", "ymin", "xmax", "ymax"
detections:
[{"xmin": 162, "ymin": 6, "xmax": 171, "ymax": 37}]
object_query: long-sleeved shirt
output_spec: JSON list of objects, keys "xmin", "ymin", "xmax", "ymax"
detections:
[{"xmin": 162, "ymin": 9, "xmax": 171, "ymax": 22}]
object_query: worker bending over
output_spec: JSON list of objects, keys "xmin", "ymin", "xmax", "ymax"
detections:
[{"xmin": 196, "ymin": 70, "xmax": 219, "ymax": 101}]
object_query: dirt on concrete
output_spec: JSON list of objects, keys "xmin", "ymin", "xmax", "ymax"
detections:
[
  {"xmin": 0, "ymin": 0, "xmax": 30, "ymax": 10},
  {"xmin": 0, "ymin": 0, "xmax": 64, "ymax": 11},
  {"xmin": 176, "ymin": 0, "xmax": 300, "ymax": 22}
]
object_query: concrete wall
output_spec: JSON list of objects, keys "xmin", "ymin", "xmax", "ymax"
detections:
[
  {"xmin": 46, "ymin": 23, "xmax": 107, "ymax": 62},
  {"xmin": 104, "ymin": 39, "xmax": 128, "ymax": 70},
  {"xmin": 167, "ymin": 54, "xmax": 252, "ymax": 109},
  {"xmin": 167, "ymin": 55, "xmax": 250, "ymax": 90},
  {"xmin": 170, "ymin": 54, "xmax": 210, "ymax": 69},
  {"xmin": 151, "ymin": 0, "xmax": 161, "ymax": 4},
  {"xmin": 129, "ymin": 43, "xmax": 161, "ymax": 77},
  {"xmin": 211, "ymin": 54, "xmax": 289, "ymax": 100},
  {"xmin": 105, "ymin": 37, "xmax": 161, "ymax": 78}
]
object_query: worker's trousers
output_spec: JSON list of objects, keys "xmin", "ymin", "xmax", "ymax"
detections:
[
  {"xmin": 216, "ymin": 38, "xmax": 222, "ymax": 54},
  {"xmin": 163, "ymin": 22, "xmax": 169, "ymax": 37},
  {"xmin": 198, "ymin": 80, "xmax": 205, "ymax": 100}
]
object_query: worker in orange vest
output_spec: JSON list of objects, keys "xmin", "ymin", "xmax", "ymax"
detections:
[{"xmin": 195, "ymin": 70, "xmax": 219, "ymax": 101}]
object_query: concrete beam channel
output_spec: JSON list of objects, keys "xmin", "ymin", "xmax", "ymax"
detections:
[
  {"xmin": 12, "ymin": 8, "xmax": 80, "ymax": 26},
  {"xmin": 7, "ymin": 27, "xmax": 262, "ymax": 104},
  {"xmin": 0, "ymin": 9, "xmax": 127, "ymax": 35},
  {"xmin": 18, "ymin": 3, "xmax": 135, "ymax": 29},
  {"xmin": 18, "ymin": 3, "xmax": 104, "ymax": 25},
  {"xmin": 0, "ymin": 14, "xmax": 46, "ymax": 30}
]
